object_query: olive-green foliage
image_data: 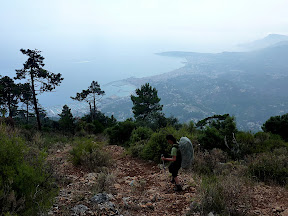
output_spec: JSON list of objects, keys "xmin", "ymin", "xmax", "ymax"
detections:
[
  {"xmin": 19, "ymin": 129, "xmax": 71, "ymax": 150},
  {"xmin": 129, "ymin": 140, "xmax": 146, "ymax": 158},
  {"xmin": 192, "ymin": 148, "xmax": 228, "ymax": 175},
  {"xmin": 262, "ymin": 113, "xmax": 288, "ymax": 141},
  {"xmin": 191, "ymin": 175, "xmax": 249, "ymax": 216},
  {"xmin": 197, "ymin": 175, "xmax": 226, "ymax": 215},
  {"xmin": 0, "ymin": 125, "xmax": 58, "ymax": 215},
  {"xmin": 247, "ymin": 147, "xmax": 288, "ymax": 185},
  {"xmin": 82, "ymin": 121, "xmax": 105, "ymax": 135},
  {"xmin": 129, "ymin": 127, "xmax": 153, "ymax": 145},
  {"xmin": 58, "ymin": 105, "xmax": 75, "ymax": 134},
  {"xmin": 181, "ymin": 121, "xmax": 197, "ymax": 134},
  {"xmin": 136, "ymin": 114, "xmax": 181, "ymax": 131},
  {"xmin": 127, "ymin": 127, "xmax": 153, "ymax": 157},
  {"xmin": 92, "ymin": 120, "xmax": 105, "ymax": 134},
  {"xmin": 236, "ymin": 131, "xmax": 288, "ymax": 158},
  {"xmin": 106, "ymin": 120, "xmax": 136, "ymax": 146},
  {"xmin": 198, "ymin": 127, "xmax": 223, "ymax": 150},
  {"xmin": 136, "ymin": 125, "xmax": 197, "ymax": 162},
  {"xmin": 140, "ymin": 127, "xmax": 175, "ymax": 162},
  {"xmin": 197, "ymin": 115, "xmax": 238, "ymax": 156},
  {"xmin": 93, "ymin": 172, "xmax": 115, "ymax": 194},
  {"xmin": 131, "ymin": 83, "xmax": 163, "ymax": 122},
  {"xmin": 70, "ymin": 138, "xmax": 111, "ymax": 172},
  {"xmin": 40, "ymin": 132, "xmax": 70, "ymax": 149}
]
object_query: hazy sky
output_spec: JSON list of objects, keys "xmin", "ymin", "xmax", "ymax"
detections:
[
  {"xmin": 1, "ymin": 0, "xmax": 288, "ymax": 106},
  {"xmin": 1, "ymin": 0, "xmax": 288, "ymax": 51}
]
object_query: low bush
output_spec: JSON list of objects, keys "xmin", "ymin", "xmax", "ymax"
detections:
[
  {"xmin": 0, "ymin": 124, "xmax": 58, "ymax": 215},
  {"xmin": 129, "ymin": 127, "xmax": 153, "ymax": 145},
  {"xmin": 128, "ymin": 140, "xmax": 146, "ymax": 158},
  {"xmin": 198, "ymin": 127, "xmax": 224, "ymax": 150},
  {"xmin": 190, "ymin": 175, "xmax": 250, "ymax": 216},
  {"xmin": 192, "ymin": 148, "xmax": 228, "ymax": 175},
  {"xmin": 247, "ymin": 147, "xmax": 288, "ymax": 185},
  {"xmin": 127, "ymin": 127, "xmax": 153, "ymax": 157},
  {"xmin": 93, "ymin": 172, "xmax": 115, "ymax": 194},
  {"xmin": 233, "ymin": 131, "xmax": 288, "ymax": 159},
  {"xmin": 106, "ymin": 120, "xmax": 136, "ymax": 146},
  {"xmin": 70, "ymin": 138, "xmax": 112, "ymax": 172},
  {"xmin": 140, "ymin": 127, "xmax": 176, "ymax": 162}
]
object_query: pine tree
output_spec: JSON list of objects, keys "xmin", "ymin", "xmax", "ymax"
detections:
[
  {"xmin": 19, "ymin": 83, "xmax": 34, "ymax": 124},
  {"xmin": 58, "ymin": 105, "xmax": 75, "ymax": 133},
  {"xmin": 71, "ymin": 81, "xmax": 105, "ymax": 120},
  {"xmin": 0, "ymin": 76, "xmax": 21, "ymax": 117},
  {"xmin": 15, "ymin": 49, "xmax": 63, "ymax": 130},
  {"xmin": 131, "ymin": 83, "xmax": 163, "ymax": 122}
]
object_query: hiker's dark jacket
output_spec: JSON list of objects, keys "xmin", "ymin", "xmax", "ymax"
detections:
[{"xmin": 168, "ymin": 144, "xmax": 182, "ymax": 177}]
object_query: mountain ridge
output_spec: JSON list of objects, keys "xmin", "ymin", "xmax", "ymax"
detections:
[{"xmin": 46, "ymin": 35, "xmax": 288, "ymax": 131}]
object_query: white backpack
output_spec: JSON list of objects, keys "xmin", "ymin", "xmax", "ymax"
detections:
[{"xmin": 178, "ymin": 137, "xmax": 194, "ymax": 169}]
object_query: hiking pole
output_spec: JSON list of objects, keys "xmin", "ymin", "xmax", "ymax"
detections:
[
  {"xmin": 161, "ymin": 154, "xmax": 165, "ymax": 171},
  {"xmin": 161, "ymin": 154, "xmax": 170, "ymax": 189}
]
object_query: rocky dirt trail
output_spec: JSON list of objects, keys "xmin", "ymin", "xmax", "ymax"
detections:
[{"xmin": 47, "ymin": 144, "xmax": 288, "ymax": 216}]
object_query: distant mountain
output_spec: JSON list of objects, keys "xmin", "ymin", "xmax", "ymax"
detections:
[
  {"xmin": 99, "ymin": 41, "xmax": 288, "ymax": 131},
  {"xmin": 45, "ymin": 35, "xmax": 288, "ymax": 131},
  {"xmin": 238, "ymin": 34, "xmax": 288, "ymax": 51}
]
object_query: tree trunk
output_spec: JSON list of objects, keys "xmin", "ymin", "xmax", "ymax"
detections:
[
  {"xmin": 31, "ymin": 71, "xmax": 41, "ymax": 130},
  {"xmin": 26, "ymin": 102, "xmax": 29, "ymax": 124},
  {"xmin": 89, "ymin": 102, "xmax": 93, "ymax": 121},
  {"xmin": 8, "ymin": 93, "xmax": 12, "ymax": 118},
  {"xmin": 93, "ymin": 94, "xmax": 96, "ymax": 120}
]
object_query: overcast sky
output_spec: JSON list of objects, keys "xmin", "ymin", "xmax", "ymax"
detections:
[
  {"xmin": 1, "ymin": 0, "xmax": 288, "ymax": 106},
  {"xmin": 1, "ymin": 0, "xmax": 288, "ymax": 52}
]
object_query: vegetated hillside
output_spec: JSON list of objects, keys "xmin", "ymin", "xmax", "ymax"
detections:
[
  {"xmin": 48, "ymin": 144, "xmax": 288, "ymax": 216},
  {"xmin": 101, "ymin": 43, "xmax": 288, "ymax": 131}
]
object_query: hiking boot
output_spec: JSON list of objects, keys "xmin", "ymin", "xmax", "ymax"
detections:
[{"xmin": 174, "ymin": 184, "xmax": 182, "ymax": 192}]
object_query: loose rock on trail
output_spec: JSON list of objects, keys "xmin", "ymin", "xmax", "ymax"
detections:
[
  {"xmin": 47, "ymin": 144, "xmax": 197, "ymax": 215},
  {"xmin": 47, "ymin": 144, "xmax": 288, "ymax": 216}
]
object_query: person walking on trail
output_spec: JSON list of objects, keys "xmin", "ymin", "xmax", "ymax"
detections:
[{"xmin": 161, "ymin": 134, "xmax": 182, "ymax": 192}]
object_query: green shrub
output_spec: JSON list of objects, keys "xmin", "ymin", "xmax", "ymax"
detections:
[
  {"xmin": 235, "ymin": 131, "xmax": 255, "ymax": 157},
  {"xmin": 93, "ymin": 172, "xmax": 115, "ymax": 194},
  {"xmin": 192, "ymin": 148, "xmax": 228, "ymax": 175},
  {"xmin": 70, "ymin": 138, "xmax": 112, "ymax": 172},
  {"xmin": 85, "ymin": 123, "xmax": 96, "ymax": 134},
  {"xmin": 127, "ymin": 127, "xmax": 153, "ymax": 157},
  {"xmin": 92, "ymin": 120, "xmax": 105, "ymax": 134},
  {"xmin": 129, "ymin": 127, "xmax": 153, "ymax": 145},
  {"xmin": 180, "ymin": 121, "xmax": 196, "ymax": 134},
  {"xmin": 41, "ymin": 132, "xmax": 70, "ymax": 149},
  {"xmin": 106, "ymin": 120, "xmax": 136, "ymax": 146},
  {"xmin": 247, "ymin": 147, "xmax": 288, "ymax": 185},
  {"xmin": 0, "ymin": 125, "xmax": 58, "ymax": 215},
  {"xmin": 197, "ymin": 175, "xmax": 226, "ymax": 215},
  {"xmin": 235, "ymin": 131, "xmax": 288, "ymax": 158},
  {"xmin": 140, "ymin": 127, "xmax": 175, "ymax": 162},
  {"xmin": 198, "ymin": 127, "xmax": 224, "ymax": 150},
  {"xmin": 129, "ymin": 140, "xmax": 146, "ymax": 158},
  {"xmin": 190, "ymin": 175, "xmax": 250, "ymax": 216},
  {"xmin": 256, "ymin": 134, "xmax": 287, "ymax": 152},
  {"xmin": 262, "ymin": 113, "xmax": 288, "ymax": 141},
  {"xmin": 75, "ymin": 128, "xmax": 88, "ymax": 137}
]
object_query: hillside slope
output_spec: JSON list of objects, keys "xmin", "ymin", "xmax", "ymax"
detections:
[
  {"xmin": 47, "ymin": 144, "xmax": 288, "ymax": 215},
  {"xmin": 101, "ymin": 44, "xmax": 288, "ymax": 131}
]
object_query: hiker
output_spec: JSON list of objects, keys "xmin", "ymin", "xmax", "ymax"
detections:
[{"xmin": 161, "ymin": 134, "xmax": 182, "ymax": 191}]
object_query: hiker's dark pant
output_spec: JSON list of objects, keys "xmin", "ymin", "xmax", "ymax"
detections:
[{"xmin": 169, "ymin": 162, "xmax": 181, "ymax": 177}]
